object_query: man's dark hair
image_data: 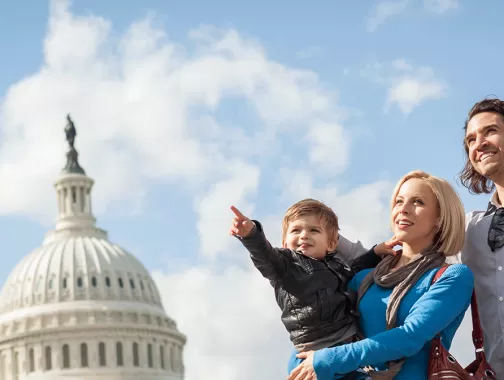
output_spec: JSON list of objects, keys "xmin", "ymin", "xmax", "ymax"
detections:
[{"xmin": 459, "ymin": 97, "xmax": 504, "ymax": 194}]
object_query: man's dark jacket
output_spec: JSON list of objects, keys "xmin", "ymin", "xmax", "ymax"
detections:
[{"xmin": 238, "ymin": 221, "xmax": 380, "ymax": 349}]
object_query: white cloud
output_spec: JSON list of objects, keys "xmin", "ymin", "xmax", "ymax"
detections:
[
  {"xmin": 366, "ymin": 0, "xmax": 410, "ymax": 32},
  {"xmin": 152, "ymin": 265, "xmax": 292, "ymax": 380},
  {"xmin": 195, "ymin": 161, "xmax": 260, "ymax": 259},
  {"xmin": 424, "ymin": 0, "xmax": 460, "ymax": 13},
  {"xmin": 307, "ymin": 120, "xmax": 349, "ymax": 174},
  {"xmin": 361, "ymin": 59, "xmax": 447, "ymax": 114},
  {"xmin": 386, "ymin": 77, "xmax": 446, "ymax": 114}
]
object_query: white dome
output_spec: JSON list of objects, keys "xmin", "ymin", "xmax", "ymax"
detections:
[
  {"xmin": 0, "ymin": 235, "xmax": 163, "ymax": 314},
  {"xmin": 0, "ymin": 118, "xmax": 185, "ymax": 380}
]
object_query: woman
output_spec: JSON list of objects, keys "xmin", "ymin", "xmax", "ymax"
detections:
[{"xmin": 288, "ymin": 170, "xmax": 474, "ymax": 380}]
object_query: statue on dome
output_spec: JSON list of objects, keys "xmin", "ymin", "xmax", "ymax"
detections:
[
  {"xmin": 65, "ymin": 114, "xmax": 76, "ymax": 149},
  {"xmin": 62, "ymin": 114, "xmax": 85, "ymax": 175}
]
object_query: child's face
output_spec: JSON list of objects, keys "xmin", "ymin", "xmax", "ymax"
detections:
[{"xmin": 282, "ymin": 214, "xmax": 337, "ymax": 260}]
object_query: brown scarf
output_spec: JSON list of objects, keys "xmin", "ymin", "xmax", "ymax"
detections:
[{"xmin": 357, "ymin": 248, "xmax": 446, "ymax": 379}]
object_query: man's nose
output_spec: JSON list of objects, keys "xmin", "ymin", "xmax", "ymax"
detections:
[{"xmin": 474, "ymin": 134, "xmax": 489, "ymax": 151}]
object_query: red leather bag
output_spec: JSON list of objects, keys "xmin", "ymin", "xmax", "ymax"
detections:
[{"xmin": 428, "ymin": 266, "xmax": 496, "ymax": 379}]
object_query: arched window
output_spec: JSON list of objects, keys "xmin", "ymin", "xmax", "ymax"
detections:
[
  {"xmin": 77, "ymin": 277, "xmax": 83, "ymax": 287},
  {"xmin": 118, "ymin": 278, "xmax": 124, "ymax": 288},
  {"xmin": 170, "ymin": 346, "xmax": 175, "ymax": 370},
  {"xmin": 45, "ymin": 346, "xmax": 52, "ymax": 370},
  {"xmin": 99, "ymin": 342, "xmax": 106, "ymax": 366},
  {"xmin": 81, "ymin": 343, "xmax": 88, "ymax": 367},
  {"xmin": 116, "ymin": 342, "xmax": 124, "ymax": 366},
  {"xmin": 13, "ymin": 351, "xmax": 18, "ymax": 378},
  {"xmin": 132, "ymin": 342, "xmax": 139, "ymax": 367},
  {"xmin": 147, "ymin": 343, "xmax": 153, "ymax": 368},
  {"xmin": 130, "ymin": 279, "xmax": 135, "ymax": 289},
  {"xmin": 29, "ymin": 348, "xmax": 35, "ymax": 372},
  {"xmin": 62, "ymin": 344, "xmax": 70, "ymax": 369},
  {"xmin": 91, "ymin": 276, "xmax": 97, "ymax": 287},
  {"xmin": 105, "ymin": 276, "xmax": 111, "ymax": 287},
  {"xmin": 160, "ymin": 345, "xmax": 165, "ymax": 370},
  {"xmin": 62, "ymin": 277, "xmax": 67, "ymax": 289}
]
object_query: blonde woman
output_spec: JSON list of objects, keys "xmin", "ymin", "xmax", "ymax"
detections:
[{"xmin": 288, "ymin": 170, "xmax": 474, "ymax": 380}]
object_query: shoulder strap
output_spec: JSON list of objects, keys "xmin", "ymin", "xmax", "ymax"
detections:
[
  {"xmin": 431, "ymin": 265, "xmax": 449, "ymax": 284},
  {"xmin": 431, "ymin": 265, "xmax": 485, "ymax": 351}
]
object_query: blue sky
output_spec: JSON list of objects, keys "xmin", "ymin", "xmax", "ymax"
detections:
[{"xmin": 0, "ymin": 0, "xmax": 501, "ymax": 378}]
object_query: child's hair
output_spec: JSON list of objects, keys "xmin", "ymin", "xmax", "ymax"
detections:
[{"xmin": 281, "ymin": 198, "xmax": 339, "ymax": 245}]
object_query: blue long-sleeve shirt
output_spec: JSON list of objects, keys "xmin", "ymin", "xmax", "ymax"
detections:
[{"xmin": 311, "ymin": 264, "xmax": 474, "ymax": 380}]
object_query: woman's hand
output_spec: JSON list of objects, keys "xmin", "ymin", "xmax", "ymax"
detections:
[{"xmin": 287, "ymin": 351, "xmax": 317, "ymax": 380}]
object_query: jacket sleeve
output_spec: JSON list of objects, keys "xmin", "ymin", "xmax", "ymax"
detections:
[
  {"xmin": 335, "ymin": 234, "xmax": 370, "ymax": 263},
  {"xmin": 347, "ymin": 246, "xmax": 380, "ymax": 274},
  {"xmin": 237, "ymin": 220, "xmax": 290, "ymax": 283},
  {"xmin": 312, "ymin": 264, "xmax": 474, "ymax": 379}
]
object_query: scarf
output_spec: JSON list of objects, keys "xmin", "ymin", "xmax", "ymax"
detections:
[{"xmin": 357, "ymin": 248, "xmax": 446, "ymax": 379}]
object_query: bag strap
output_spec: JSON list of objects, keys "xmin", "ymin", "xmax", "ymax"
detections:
[{"xmin": 431, "ymin": 265, "xmax": 485, "ymax": 351}]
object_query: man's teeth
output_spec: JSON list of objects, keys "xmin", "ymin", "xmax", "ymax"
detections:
[
  {"xmin": 398, "ymin": 221, "xmax": 412, "ymax": 226},
  {"xmin": 481, "ymin": 153, "xmax": 495, "ymax": 161}
]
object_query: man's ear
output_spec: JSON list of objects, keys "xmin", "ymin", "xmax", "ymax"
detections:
[{"xmin": 282, "ymin": 240, "xmax": 288, "ymax": 248}]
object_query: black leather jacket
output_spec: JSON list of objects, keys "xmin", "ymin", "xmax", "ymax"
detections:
[{"xmin": 238, "ymin": 221, "xmax": 380, "ymax": 348}]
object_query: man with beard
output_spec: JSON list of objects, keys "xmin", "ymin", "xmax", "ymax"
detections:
[{"xmin": 457, "ymin": 97, "xmax": 504, "ymax": 376}]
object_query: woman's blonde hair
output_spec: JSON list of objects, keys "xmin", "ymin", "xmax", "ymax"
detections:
[{"xmin": 390, "ymin": 170, "xmax": 465, "ymax": 256}]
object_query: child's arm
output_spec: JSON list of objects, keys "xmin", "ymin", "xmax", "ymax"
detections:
[
  {"xmin": 238, "ymin": 221, "xmax": 290, "ymax": 281},
  {"xmin": 229, "ymin": 206, "xmax": 289, "ymax": 282}
]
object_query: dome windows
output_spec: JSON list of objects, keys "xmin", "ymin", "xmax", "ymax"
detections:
[
  {"xmin": 91, "ymin": 276, "xmax": 97, "ymax": 287},
  {"xmin": 105, "ymin": 276, "xmax": 111, "ymax": 287},
  {"xmin": 29, "ymin": 348, "xmax": 35, "ymax": 372},
  {"xmin": 62, "ymin": 277, "xmax": 67, "ymax": 289},
  {"xmin": 98, "ymin": 342, "xmax": 106, "ymax": 366},
  {"xmin": 129, "ymin": 278, "xmax": 135, "ymax": 289},
  {"xmin": 77, "ymin": 277, "xmax": 83, "ymax": 288},
  {"xmin": 45, "ymin": 346, "xmax": 52, "ymax": 370},
  {"xmin": 81, "ymin": 343, "xmax": 88, "ymax": 367},
  {"xmin": 62, "ymin": 344, "xmax": 70, "ymax": 369},
  {"xmin": 147, "ymin": 343, "xmax": 154, "ymax": 368},
  {"xmin": 133, "ymin": 342, "xmax": 139, "ymax": 367},
  {"xmin": 116, "ymin": 342, "xmax": 124, "ymax": 366},
  {"xmin": 118, "ymin": 278, "xmax": 124, "ymax": 288}
]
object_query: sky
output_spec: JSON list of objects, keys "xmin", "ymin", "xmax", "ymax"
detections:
[{"xmin": 0, "ymin": 0, "xmax": 501, "ymax": 378}]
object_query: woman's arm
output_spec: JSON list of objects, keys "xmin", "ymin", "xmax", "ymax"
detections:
[{"xmin": 312, "ymin": 264, "xmax": 474, "ymax": 379}]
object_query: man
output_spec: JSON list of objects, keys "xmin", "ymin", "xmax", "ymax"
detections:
[{"xmin": 458, "ymin": 97, "xmax": 504, "ymax": 377}]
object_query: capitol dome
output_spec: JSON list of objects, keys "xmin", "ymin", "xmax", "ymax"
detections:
[{"xmin": 0, "ymin": 116, "xmax": 186, "ymax": 380}]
